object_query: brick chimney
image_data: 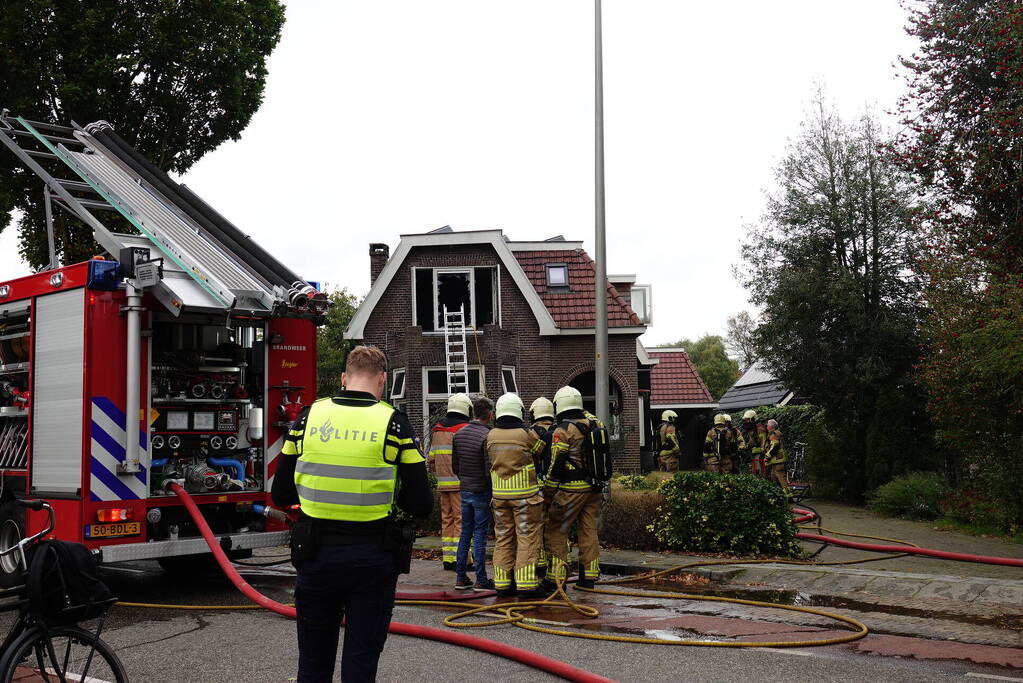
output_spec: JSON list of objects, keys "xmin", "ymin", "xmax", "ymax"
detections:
[{"xmin": 369, "ymin": 243, "xmax": 390, "ymax": 285}]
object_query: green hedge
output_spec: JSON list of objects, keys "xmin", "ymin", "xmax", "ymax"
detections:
[
  {"xmin": 867, "ymin": 471, "xmax": 947, "ymax": 520},
  {"xmin": 599, "ymin": 489, "xmax": 663, "ymax": 550},
  {"xmin": 649, "ymin": 471, "xmax": 803, "ymax": 557}
]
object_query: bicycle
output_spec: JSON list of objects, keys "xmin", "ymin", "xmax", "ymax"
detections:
[
  {"xmin": 786, "ymin": 442, "xmax": 811, "ymax": 503},
  {"xmin": 0, "ymin": 499, "xmax": 127, "ymax": 682}
]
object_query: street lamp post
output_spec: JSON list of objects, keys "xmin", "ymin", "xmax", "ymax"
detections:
[{"xmin": 594, "ymin": 0, "xmax": 609, "ymax": 426}]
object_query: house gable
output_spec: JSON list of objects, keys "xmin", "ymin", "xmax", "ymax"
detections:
[{"xmin": 346, "ymin": 230, "xmax": 557, "ymax": 339}]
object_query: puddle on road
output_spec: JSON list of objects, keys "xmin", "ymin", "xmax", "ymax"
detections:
[{"xmin": 610, "ymin": 579, "xmax": 1023, "ymax": 631}]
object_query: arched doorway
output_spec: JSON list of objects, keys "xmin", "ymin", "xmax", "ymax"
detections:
[{"xmin": 567, "ymin": 371, "xmax": 622, "ymax": 439}]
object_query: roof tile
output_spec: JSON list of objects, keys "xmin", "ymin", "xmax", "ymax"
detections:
[
  {"xmin": 647, "ymin": 349, "xmax": 714, "ymax": 405},
  {"xmin": 512, "ymin": 248, "xmax": 642, "ymax": 329}
]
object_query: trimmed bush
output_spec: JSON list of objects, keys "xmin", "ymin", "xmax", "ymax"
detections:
[
  {"xmin": 649, "ymin": 471, "xmax": 802, "ymax": 557},
  {"xmin": 867, "ymin": 471, "xmax": 947, "ymax": 520},
  {"xmin": 599, "ymin": 489, "xmax": 663, "ymax": 550},
  {"xmin": 939, "ymin": 488, "xmax": 1018, "ymax": 532},
  {"xmin": 613, "ymin": 474, "xmax": 658, "ymax": 491}
]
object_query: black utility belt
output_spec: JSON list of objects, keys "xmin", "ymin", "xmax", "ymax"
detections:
[{"xmin": 318, "ymin": 533, "xmax": 385, "ymax": 546}]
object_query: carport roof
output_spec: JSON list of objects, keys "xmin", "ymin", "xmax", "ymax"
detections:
[{"xmin": 648, "ymin": 348, "xmax": 715, "ymax": 407}]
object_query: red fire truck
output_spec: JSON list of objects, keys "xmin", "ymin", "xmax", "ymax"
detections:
[{"xmin": 0, "ymin": 112, "xmax": 326, "ymax": 582}]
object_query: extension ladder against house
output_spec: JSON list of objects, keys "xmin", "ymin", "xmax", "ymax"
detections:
[{"xmin": 443, "ymin": 305, "xmax": 469, "ymax": 395}]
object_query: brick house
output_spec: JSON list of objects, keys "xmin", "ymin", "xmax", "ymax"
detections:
[
  {"xmin": 647, "ymin": 348, "xmax": 717, "ymax": 469},
  {"xmin": 344, "ymin": 228, "xmax": 652, "ymax": 472}
]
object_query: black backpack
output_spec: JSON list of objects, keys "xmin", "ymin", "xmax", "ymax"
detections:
[
  {"xmin": 562, "ymin": 418, "xmax": 613, "ymax": 485},
  {"xmin": 28, "ymin": 540, "xmax": 113, "ymax": 625}
]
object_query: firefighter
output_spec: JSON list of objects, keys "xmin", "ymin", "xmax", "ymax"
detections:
[
  {"xmin": 487, "ymin": 393, "xmax": 547, "ymax": 598},
  {"xmin": 765, "ymin": 418, "xmax": 789, "ymax": 496},
  {"xmin": 429, "ymin": 392, "xmax": 472, "ymax": 569},
  {"xmin": 724, "ymin": 413, "xmax": 741, "ymax": 474},
  {"xmin": 271, "ymin": 345, "xmax": 432, "ymax": 682},
  {"xmin": 541, "ymin": 386, "xmax": 605, "ymax": 592},
  {"xmin": 657, "ymin": 409, "xmax": 681, "ymax": 472},
  {"xmin": 740, "ymin": 410, "xmax": 768, "ymax": 477},
  {"xmin": 529, "ymin": 396, "xmax": 556, "ymax": 577},
  {"xmin": 703, "ymin": 413, "xmax": 736, "ymax": 474}
]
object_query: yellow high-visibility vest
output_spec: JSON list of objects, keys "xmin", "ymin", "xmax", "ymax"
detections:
[{"xmin": 295, "ymin": 398, "xmax": 397, "ymax": 522}]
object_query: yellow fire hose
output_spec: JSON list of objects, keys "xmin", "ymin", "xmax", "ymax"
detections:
[{"xmin": 115, "ymin": 524, "xmax": 923, "ymax": 649}]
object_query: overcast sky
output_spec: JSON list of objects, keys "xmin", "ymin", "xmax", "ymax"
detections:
[{"xmin": 0, "ymin": 0, "xmax": 917, "ymax": 346}]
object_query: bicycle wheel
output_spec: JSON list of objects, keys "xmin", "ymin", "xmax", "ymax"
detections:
[{"xmin": 0, "ymin": 624, "xmax": 128, "ymax": 683}]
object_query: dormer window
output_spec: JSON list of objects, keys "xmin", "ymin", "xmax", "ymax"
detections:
[
  {"xmin": 631, "ymin": 284, "xmax": 652, "ymax": 324},
  {"xmin": 545, "ymin": 264, "xmax": 569, "ymax": 289}
]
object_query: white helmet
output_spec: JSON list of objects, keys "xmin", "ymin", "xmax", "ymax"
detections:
[
  {"xmin": 447, "ymin": 393, "xmax": 472, "ymax": 417},
  {"xmin": 661, "ymin": 409, "xmax": 678, "ymax": 422},
  {"xmin": 496, "ymin": 393, "xmax": 524, "ymax": 420},
  {"xmin": 530, "ymin": 396, "xmax": 555, "ymax": 420},
  {"xmin": 723, "ymin": 413, "xmax": 733, "ymax": 424},
  {"xmin": 553, "ymin": 386, "xmax": 584, "ymax": 415},
  {"xmin": 743, "ymin": 410, "xmax": 757, "ymax": 421}
]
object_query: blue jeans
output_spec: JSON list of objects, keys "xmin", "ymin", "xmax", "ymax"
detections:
[
  {"xmin": 295, "ymin": 542, "xmax": 399, "ymax": 683},
  {"xmin": 456, "ymin": 490, "xmax": 491, "ymax": 581}
]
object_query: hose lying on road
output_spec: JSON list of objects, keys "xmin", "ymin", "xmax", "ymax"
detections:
[
  {"xmin": 119, "ymin": 487, "xmax": 1021, "ymax": 682},
  {"xmin": 166, "ymin": 483, "xmax": 615, "ymax": 683}
]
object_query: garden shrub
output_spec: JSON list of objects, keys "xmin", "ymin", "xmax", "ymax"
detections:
[
  {"xmin": 599, "ymin": 489, "xmax": 663, "ymax": 550},
  {"xmin": 867, "ymin": 471, "xmax": 947, "ymax": 520},
  {"xmin": 613, "ymin": 474, "xmax": 658, "ymax": 491},
  {"xmin": 649, "ymin": 471, "xmax": 802, "ymax": 557},
  {"xmin": 940, "ymin": 488, "xmax": 1018, "ymax": 533}
]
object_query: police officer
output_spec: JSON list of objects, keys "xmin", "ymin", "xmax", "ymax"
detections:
[
  {"xmin": 657, "ymin": 409, "xmax": 681, "ymax": 472},
  {"xmin": 428, "ymin": 393, "xmax": 472, "ymax": 569},
  {"xmin": 703, "ymin": 413, "xmax": 736, "ymax": 474},
  {"xmin": 542, "ymin": 386, "xmax": 604, "ymax": 591},
  {"xmin": 272, "ymin": 345, "xmax": 432, "ymax": 682},
  {"xmin": 528, "ymin": 396, "xmax": 556, "ymax": 577},
  {"xmin": 488, "ymin": 393, "xmax": 547, "ymax": 598},
  {"xmin": 765, "ymin": 418, "xmax": 789, "ymax": 496}
]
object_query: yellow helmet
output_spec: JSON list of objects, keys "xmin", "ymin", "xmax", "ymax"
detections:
[
  {"xmin": 530, "ymin": 396, "xmax": 555, "ymax": 420},
  {"xmin": 495, "ymin": 393, "xmax": 524, "ymax": 420},
  {"xmin": 743, "ymin": 410, "xmax": 757, "ymax": 421},
  {"xmin": 446, "ymin": 393, "xmax": 472, "ymax": 417},
  {"xmin": 553, "ymin": 386, "xmax": 584, "ymax": 415},
  {"xmin": 714, "ymin": 413, "xmax": 727, "ymax": 425},
  {"xmin": 724, "ymin": 413, "xmax": 733, "ymax": 424},
  {"xmin": 661, "ymin": 409, "xmax": 678, "ymax": 422}
]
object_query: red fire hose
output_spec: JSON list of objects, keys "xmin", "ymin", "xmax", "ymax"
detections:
[
  {"xmin": 792, "ymin": 507, "xmax": 1023, "ymax": 567},
  {"xmin": 170, "ymin": 484, "xmax": 616, "ymax": 683}
]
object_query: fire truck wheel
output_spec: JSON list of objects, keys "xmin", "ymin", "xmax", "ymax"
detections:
[{"xmin": 0, "ymin": 501, "xmax": 26, "ymax": 588}]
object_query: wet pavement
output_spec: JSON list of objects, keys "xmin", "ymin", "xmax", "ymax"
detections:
[{"xmin": 5, "ymin": 550, "xmax": 1022, "ymax": 682}]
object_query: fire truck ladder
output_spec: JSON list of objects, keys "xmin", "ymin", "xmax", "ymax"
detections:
[
  {"xmin": 442, "ymin": 306, "xmax": 469, "ymax": 395},
  {"xmin": 0, "ymin": 110, "xmax": 325, "ymax": 317}
]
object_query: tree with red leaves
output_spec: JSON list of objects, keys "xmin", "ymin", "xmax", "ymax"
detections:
[{"xmin": 895, "ymin": 0, "xmax": 1023, "ymax": 528}]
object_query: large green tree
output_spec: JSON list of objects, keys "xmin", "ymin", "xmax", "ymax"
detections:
[
  {"xmin": 660, "ymin": 335, "xmax": 738, "ymax": 401},
  {"xmin": 894, "ymin": 0, "xmax": 1023, "ymax": 526},
  {"xmin": 317, "ymin": 288, "xmax": 361, "ymax": 399},
  {"xmin": 0, "ymin": 0, "xmax": 285, "ymax": 267},
  {"xmin": 740, "ymin": 92, "xmax": 932, "ymax": 499}
]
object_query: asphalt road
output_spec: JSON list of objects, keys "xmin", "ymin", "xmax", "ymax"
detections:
[{"xmin": 8, "ymin": 553, "xmax": 1022, "ymax": 683}]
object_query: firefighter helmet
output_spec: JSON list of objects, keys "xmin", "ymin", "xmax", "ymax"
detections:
[
  {"xmin": 495, "ymin": 393, "xmax": 524, "ymax": 420},
  {"xmin": 553, "ymin": 386, "xmax": 584, "ymax": 415},
  {"xmin": 743, "ymin": 409, "xmax": 757, "ymax": 421},
  {"xmin": 661, "ymin": 409, "xmax": 678, "ymax": 422},
  {"xmin": 530, "ymin": 396, "xmax": 555, "ymax": 420},
  {"xmin": 447, "ymin": 393, "xmax": 472, "ymax": 417},
  {"xmin": 724, "ymin": 413, "xmax": 733, "ymax": 423},
  {"xmin": 714, "ymin": 413, "xmax": 727, "ymax": 425}
]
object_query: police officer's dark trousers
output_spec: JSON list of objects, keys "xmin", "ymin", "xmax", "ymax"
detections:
[{"xmin": 295, "ymin": 542, "xmax": 399, "ymax": 683}]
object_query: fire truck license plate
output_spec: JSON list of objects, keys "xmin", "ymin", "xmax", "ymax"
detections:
[{"xmin": 85, "ymin": 522, "xmax": 140, "ymax": 539}]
